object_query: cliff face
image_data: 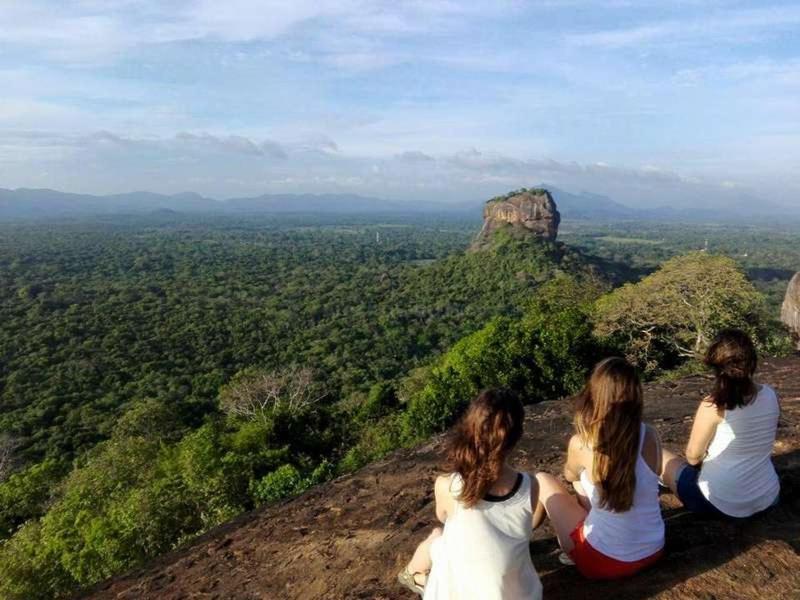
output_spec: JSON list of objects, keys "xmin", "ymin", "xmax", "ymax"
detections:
[
  {"xmin": 86, "ymin": 357, "xmax": 800, "ymax": 600},
  {"xmin": 473, "ymin": 189, "xmax": 560, "ymax": 248},
  {"xmin": 782, "ymin": 273, "xmax": 800, "ymax": 348}
]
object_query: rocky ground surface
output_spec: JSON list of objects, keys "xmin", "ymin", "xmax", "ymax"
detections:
[{"xmin": 86, "ymin": 357, "xmax": 800, "ymax": 600}]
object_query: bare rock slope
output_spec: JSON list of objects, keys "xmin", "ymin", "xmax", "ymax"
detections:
[
  {"xmin": 87, "ymin": 357, "xmax": 800, "ymax": 600},
  {"xmin": 473, "ymin": 189, "xmax": 560, "ymax": 248},
  {"xmin": 782, "ymin": 273, "xmax": 800, "ymax": 348}
]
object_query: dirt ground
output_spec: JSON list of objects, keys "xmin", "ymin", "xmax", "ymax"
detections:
[{"xmin": 85, "ymin": 357, "xmax": 800, "ymax": 600}]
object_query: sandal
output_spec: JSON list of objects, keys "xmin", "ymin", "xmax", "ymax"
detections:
[
  {"xmin": 397, "ymin": 566, "xmax": 425, "ymax": 596},
  {"xmin": 558, "ymin": 551, "xmax": 576, "ymax": 566}
]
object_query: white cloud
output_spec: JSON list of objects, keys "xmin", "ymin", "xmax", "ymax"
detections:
[
  {"xmin": 185, "ymin": 0, "xmax": 356, "ymax": 41},
  {"xmin": 0, "ymin": 2, "xmax": 798, "ymax": 206},
  {"xmin": 174, "ymin": 132, "xmax": 287, "ymax": 158},
  {"xmin": 0, "ymin": 1, "xmax": 519, "ymax": 65},
  {"xmin": 4, "ymin": 129, "xmax": 789, "ymax": 209},
  {"xmin": 395, "ymin": 150, "xmax": 435, "ymax": 163},
  {"xmin": 0, "ymin": 129, "xmax": 289, "ymax": 161},
  {"xmin": 567, "ymin": 5, "xmax": 800, "ymax": 48}
]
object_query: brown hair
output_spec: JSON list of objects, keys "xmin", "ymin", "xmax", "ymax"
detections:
[
  {"xmin": 446, "ymin": 389, "xmax": 525, "ymax": 508},
  {"xmin": 705, "ymin": 329, "xmax": 758, "ymax": 411},
  {"xmin": 574, "ymin": 357, "xmax": 643, "ymax": 512}
]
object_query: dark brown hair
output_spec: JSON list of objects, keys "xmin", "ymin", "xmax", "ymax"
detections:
[
  {"xmin": 575, "ymin": 357, "xmax": 643, "ymax": 512},
  {"xmin": 446, "ymin": 389, "xmax": 525, "ymax": 508},
  {"xmin": 705, "ymin": 328, "xmax": 758, "ymax": 411}
]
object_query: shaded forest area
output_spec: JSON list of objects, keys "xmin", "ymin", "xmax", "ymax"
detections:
[{"xmin": 1, "ymin": 213, "xmax": 599, "ymax": 461}]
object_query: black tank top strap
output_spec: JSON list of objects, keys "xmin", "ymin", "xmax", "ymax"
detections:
[{"xmin": 484, "ymin": 473, "xmax": 523, "ymax": 502}]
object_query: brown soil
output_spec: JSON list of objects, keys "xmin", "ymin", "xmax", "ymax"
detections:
[{"xmin": 85, "ymin": 357, "xmax": 800, "ymax": 600}]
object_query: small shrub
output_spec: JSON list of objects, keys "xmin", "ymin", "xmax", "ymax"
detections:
[
  {"xmin": 338, "ymin": 413, "xmax": 404, "ymax": 474},
  {"xmin": 356, "ymin": 381, "xmax": 399, "ymax": 423},
  {"xmin": 0, "ymin": 459, "xmax": 65, "ymax": 539},
  {"xmin": 250, "ymin": 464, "xmax": 303, "ymax": 505}
]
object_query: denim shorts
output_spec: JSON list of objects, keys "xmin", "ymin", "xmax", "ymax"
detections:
[
  {"xmin": 675, "ymin": 464, "xmax": 726, "ymax": 517},
  {"xmin": 676, "ymin": 464, "xmax": 779, "ymax": 518}
]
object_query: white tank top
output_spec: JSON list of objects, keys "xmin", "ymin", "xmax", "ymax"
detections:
[
  {"xmin": 579, "ymin": 423, "xmax": 665, "ymax": 562},
  {"xmin": 698, "ymin": 384, "xmax": 780, "ymax": 517},
  {"xmin": 423, "ymin": 472, "xmax": 542, "ymax": 600}
]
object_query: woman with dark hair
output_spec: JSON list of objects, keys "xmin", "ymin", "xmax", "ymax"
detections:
[
  {"xmin": 533, "ymin": 357, "xmax": 665, "ymax": 579},
  {"xmin": 660, "ymin": 329, "xmax": 781, "ymax": 518},
  {"xmin": 398, "ymin": 389, "xmax": 542, "ymax": 599}
]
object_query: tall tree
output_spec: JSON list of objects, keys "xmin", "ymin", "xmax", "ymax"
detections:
[{"xmin": 595, "ymin": 252, "xmax": 767, "ymax": 371}]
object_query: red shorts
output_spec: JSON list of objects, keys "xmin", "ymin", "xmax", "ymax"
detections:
[{"xmin": 568, "ymin": 521, "xmax": 663, "ymax": 580}]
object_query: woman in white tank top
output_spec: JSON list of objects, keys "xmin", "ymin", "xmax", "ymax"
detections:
[
  {"xmin": 397, "ymin": 389, "xmax": 542, "ymax": 599},
  {"xmin": 533, "ymin": 358, "xmax": 665, "ymax": 579},
  {"xmin": 660, "ymin": 329, "xmax": 780, "ymax": 518}
]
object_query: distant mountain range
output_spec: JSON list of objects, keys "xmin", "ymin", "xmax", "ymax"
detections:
[
  {"xmin": 0, "ymin": 186, "xmax": 795, "ymax": 222},
  {"xmin": 547, "ymin": 187, "xmax": 638, "ymax": 220},
  {"xmin": 0, "ymin": 188, "xmax": 465, "ymax": 219}
]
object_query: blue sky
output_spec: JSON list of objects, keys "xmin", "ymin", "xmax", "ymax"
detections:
[{"xmin": 1, "ymin": 0, "xmax": 799, "ymax": 208}]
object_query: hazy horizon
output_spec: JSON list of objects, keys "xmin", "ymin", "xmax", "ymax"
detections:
[{"xmin": 1, "ymin": 1, "xmax": 799, "ymax": 209}]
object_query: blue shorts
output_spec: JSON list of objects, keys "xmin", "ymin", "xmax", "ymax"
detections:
[
  {"xmin": 675, "ymin": 465, "xmax": 728, "ymax": 517},
  {"xmin": 676, "ymin": 464, "xmax": 779, "ymax": 518}
]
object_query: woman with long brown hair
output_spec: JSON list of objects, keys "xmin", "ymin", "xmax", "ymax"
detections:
[
  {"xmin": 660, "ymin": 329, "xmax": 780, "ymax": 517},
  {"xmin": 534, "ymin": 357, "xmax": 664, "ymax": 579},
  {"xmin": 398, "ymin": 388, "xmax": 542, "ymax": 599}
]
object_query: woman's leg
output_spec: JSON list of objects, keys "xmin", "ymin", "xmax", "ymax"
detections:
[
  {"xmin": 406, "ymin": 527, "xmax": 442, "ymax": 586},
  {"xmin": 535, "ymin": 473, "xmax": 588, "ymax": 553},
  {"xmin": 660, "ymin": 448, "xmax": 687, "ymax": 495}
]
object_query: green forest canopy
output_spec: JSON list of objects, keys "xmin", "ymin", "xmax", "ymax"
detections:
[{"xmin": 0, "ymin": 212, "xmax": 796, "ymax": 599}]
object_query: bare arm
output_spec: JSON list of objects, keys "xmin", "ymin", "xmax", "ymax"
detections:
[
  {"xmin": 564, "ymin": 434, "xmax": 587, "ymax": 483},
  {"xmin": 685, "ymin": 399, "xmax": 722, "ymax": 466},
  {"xmin": 642, "ymin": 424, "xmax": 662, "ymax": 474},
  {"xmin": 529, "ymin": 473, "xmax": 540, "ymax": 524},
  {"xmin": 434, "ymin": 475, "xmax": 453, "ymax": 524}
]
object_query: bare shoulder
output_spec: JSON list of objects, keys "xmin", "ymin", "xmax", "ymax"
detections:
[
  {"xmin": 698, "ymin": 396, "xmax": 724, "ymax": 421},
  {"xmin": 568, "ymin": 432, "xmax": 587, "ymax": 452},
  {"xmin": 435, "ymin": 474, "xmax": 453, "ymax": 496},
  {"xmin": 567, "ymin": 433, "xmax": 591, "ymax": 461}
]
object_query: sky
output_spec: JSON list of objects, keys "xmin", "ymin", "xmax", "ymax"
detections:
[{"xmin": 1, "ymin": 0, "xmax": 799, "ymax": 208}]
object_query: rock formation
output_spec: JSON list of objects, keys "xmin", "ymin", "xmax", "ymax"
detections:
[
  {"xmin": 781, "ymin": 272, "xmax": 800, "ymax": 348},
  {"xmin": 473, "ymin": 188, "xmax": 560, "ymax": 248}
]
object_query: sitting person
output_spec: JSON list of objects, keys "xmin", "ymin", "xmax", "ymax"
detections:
[
  {"xmin": 398, "ymin": 389, "xmax": 543, "ymax": 599},
  {"xmin": 660, "ymin": 328, "xmax": 780, "ymax": 518},
  {"xmin": 534, "ymin": 357, "xmax": 665, "ymax": 579}
]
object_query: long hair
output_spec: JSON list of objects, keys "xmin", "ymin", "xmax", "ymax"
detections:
[
  {"xmin": 574, "ymin": 357, "xmax": 643, "ymax": 512},
  {"xmin": 705, "ymin": 329, "xmax": 758, "ymax": 411},
  {"xmin": 446, "ymin": 389, "xmax": 525, "ymax": 508}
]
